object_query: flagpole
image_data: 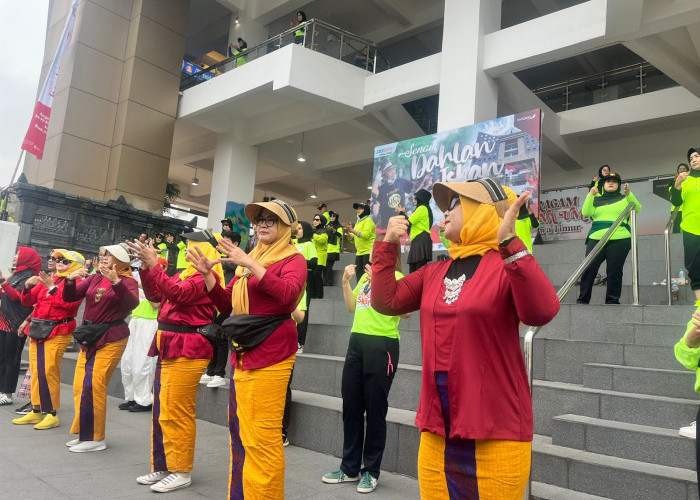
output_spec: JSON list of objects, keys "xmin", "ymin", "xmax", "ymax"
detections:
[{"xmin": 0, "ymin": 150, "xmax": 25, "ymax": 221}]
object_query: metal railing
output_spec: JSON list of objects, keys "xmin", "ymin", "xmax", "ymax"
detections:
[
  {"xmin": 531, "ymin": 62, "xmax": 678, "ymax": 112},
  {"xmin": 522, "ymin": 202, "xmax": 639, "ymax": 500},
  {"xmin": 180, "ymin": 19, "xmax": 379, "ymax": 91},
  {"xmin": 664, "ymin": 206, "xmax": 680, "ymax": 305}
]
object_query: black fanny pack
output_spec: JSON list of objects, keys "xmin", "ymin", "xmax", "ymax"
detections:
[
  {"xmin": 157, "ymin": 322, "xmax": 224, "ymax": 343},
  {"xmin": 222, "ymin": 314, "xmax": 289, "ymax": 353},
  {"xmin": 28, "ymin": 317, "xmax": 75, "ymax": 341},
  {"xmin": 73, "ymin": 319, "xmax": 125, "ymax": 346}
]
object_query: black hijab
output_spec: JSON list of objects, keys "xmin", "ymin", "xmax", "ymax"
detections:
[
  {"xmin": 297, "ymin": 221, "xmax": 313, "ymax": 243},
  {"xmin": 414, "ymin": 189, "xmax": 433, "ymax": 227}
]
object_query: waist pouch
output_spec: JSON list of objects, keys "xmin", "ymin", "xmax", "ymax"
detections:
[
  {"xmin": 28, "ymin": 317, "xmax": 74, "ymax": 341},
  {"xmin": 157, "ymin": 322, "xmax": 224, "ymax": 343},
  {"xmin": 222, "ymin": 314, "xmax": 288, "ymax": 353},
  {"xmin": 73, "ymin": 319, "xmax": 124, "ymax": 346}
]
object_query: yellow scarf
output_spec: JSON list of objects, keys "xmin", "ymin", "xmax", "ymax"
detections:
[
  {"xmin": 231, "ymin": 222, "xmax": 298, "ymax": 315},
  {"xmin": 53, "ymin": 249, "xmax": 85, "ymax": 278},
  {"xmin": 179, "ymin": 240, "xmax": 225, "ymax": 287},
  {"xmin": 447, "ymin": 187, "xmax": 517, "ymax": 260}
]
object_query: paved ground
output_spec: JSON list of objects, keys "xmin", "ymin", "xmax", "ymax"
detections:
[{"xmin": 0, "ymin": 382, "xmax": 419, "ymax": 499}]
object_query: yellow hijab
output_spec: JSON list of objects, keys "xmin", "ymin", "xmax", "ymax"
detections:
[
  {"xmin": 179, "ymin": 239, "xmax": 225, "ymax": 287},
  {"xmin": 52, "ymin": 249, "xmax": 85, "ymax": 278},
  {"xmin": 447, "ymin": 187, "xmax": 517, "ymax": 260},
  {"xmin": 231, "ymin": 221, "xmax": 299, "ymax": 315}
]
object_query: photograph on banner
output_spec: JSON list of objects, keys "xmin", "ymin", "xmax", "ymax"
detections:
[
  {"xmin": 539, "ymin": 176, "xmax": 674, "ymax": 242},
  {"xmin": 224, "ymin": 200, "xmax": 251, "ymax": 246},
  {"xmin": 372, "ymin": 109, "xmax": 542, "ymax": 249}
]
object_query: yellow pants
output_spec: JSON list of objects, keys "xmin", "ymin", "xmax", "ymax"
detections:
[
  {"xmin": 417, "ymin": 431, "xmax": 531, "ymax": 500},
  {"xmin": 228, "ymin": 355, "xmax": 295, "ymax": 500},
  {"xmin": 151, "ymin": 356, "xmax": 208, "ymax": 473},
  {"xmin": 30, "ymin": 334, "xmax": 71, "ymax": 412},
  {"xmin": 70, "ymin": 338, "xmax": 127, "ymax": 441}
]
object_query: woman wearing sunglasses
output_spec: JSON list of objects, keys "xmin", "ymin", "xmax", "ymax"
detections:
[
  {"xmin": 189, "ymin": 199, "xmax": 306, "ymax": 500},
  {"xmin": 62, "ymin": 243, "xmax": 139, "ymax": 453},
  {"xmin": 127, "ymin": 231, "xmax": 224, "ymax": 493},
  {"xmin": 371, "ymin": 179, "xmax": 559, "ymax": 500},
  {"xmin": 12, "ymin": 250, "xmax": 86, "ymax": 430}
]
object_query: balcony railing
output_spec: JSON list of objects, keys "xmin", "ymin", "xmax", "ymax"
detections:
[
  {"xmin": 531, "ymin": 62, "xmax": 678, "ymax": 112},
  {"xmin": 180, "ymin": 19, "xmax": 384, "ymax": 91}
]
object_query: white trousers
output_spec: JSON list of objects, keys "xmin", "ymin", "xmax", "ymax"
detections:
[{"xmin": 121, "ymin": 317, "xmax": 158, "ymax": 406}]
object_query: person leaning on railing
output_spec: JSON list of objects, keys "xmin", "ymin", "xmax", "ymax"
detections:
[
  {"xmin": 576, "ymin": 172, "xmax": 641, "ymax": 305},
  {"xmin": 370, "ymin": 179, "xmax": 559, "ymax": 500},
  {"xmin": 671, "ymin": 148, "xmax": 700, "ymax": 301}
]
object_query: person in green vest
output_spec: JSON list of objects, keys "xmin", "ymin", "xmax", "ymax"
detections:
[
  {"xmin": 397, "ymin": 189, "xmax": 433, "ymax": 273},
  {"xmin": 317, "ymin": 203, "xmax": 330, "ymax": 224},
  {"xmin": 514, "ymin": 200, "xmax": 540, "ymax": 253},
  {"xmin": 311, "ymin": 214, "xmax": 329, "ymax": 299},
  {"xmin": 294, "ymin": 221, "xmax": 317, "ymax": 352},
  {"xmin": 671, "ymin": 163, "xmax": 689, "ymax": 234},
  {"xmin": 577, "ymin": 172, "xmax": 641, "ymax": 304},
  {"xmin": 343, "ymin": 202, "xmax": 376, "ymax": 282},
  {"xmin": 672, "ymin": 148, "xmax": 700, "ymax": 301},
  {"xmin": 154, "ymin": 233, "xmax": 167, "ymax": 260},
  {"xmin": 228, "ymin": 38, "xmax": 247, "ymax": 67},
  {"xmin": 324, "ymin": 211, "xmax": 343, "ymax": 286},
  {"xmin": 294, "ymin": 11, "xmax": 307, "ymax": 45}
]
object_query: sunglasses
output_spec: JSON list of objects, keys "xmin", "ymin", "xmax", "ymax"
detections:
[
  {"xmin": 254, "ymin": 217, "xmax": 279, "ymax": 228},
  {"xmin": 51, "ymin": 258, "xmax": 71, "ymax": 265},
  {"xmin": 313, "ymin": 218, "xmax": 321, "ymax": 221},
  {"xmin": 448, "ymin": 194, "xmax": 461, "ymax": 211}
]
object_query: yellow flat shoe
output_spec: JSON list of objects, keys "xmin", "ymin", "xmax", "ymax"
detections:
[
  {"xmin": 34, "ymin": 413, "xmax": 59, "ymax": 430},
  {"xmin": 12, "ymin": 411, "xmax": 43, "ymax": 425}
]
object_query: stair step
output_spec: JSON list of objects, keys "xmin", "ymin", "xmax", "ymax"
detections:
[
  {"xmin": 532, "ymin": 434, "xmax": 696, "ymax": 500},
  {"xmin": 583, "ymin": 363, "xmax": 696, "ymax": 399},
  {"xmin": 551, "ymin": 414, "xmax": 696, "ymax": 470},
  {"xmin": 531, "ymin": 481, "xmax": 612, "ymax": 500},
  {"xmin": 533, "ymin": 380, "xmax": 698, "ymax": 435}
]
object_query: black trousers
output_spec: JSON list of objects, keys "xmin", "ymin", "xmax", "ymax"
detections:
[
  {"xmin": 683, "ymin": 231, "xmax": 700, "ymax": 290},
  {"xmin": 355, "ymin": 254, "xmax": 371, "ymax": 283},
  {"xmin": 206, "ymin": 336, "xmax": 228, "ymax": 377},
  {"xmin": 325, "ymin": 253, "xmax": 339, "ymax": 286},
  {"xmin": 311, "ymin": 266, "xmax": 324, "ymax": 299},
  {"xmin": 577, "ymin": 238, "xmax": 631, "ymax": 304},
  {"xmin": 673, "ymin": 212, "xmax": 683, "ymax": 234},
  {"xmin": 0, "ymin": 330, "xmax": 26, "ymax": 394},
  {"xmin": 297, "ymin": 292, "xmax": 311, "ymax": 347},
  {"xmin": 340, "ymin": 333, "xmax": 399, "ymax": 479}
]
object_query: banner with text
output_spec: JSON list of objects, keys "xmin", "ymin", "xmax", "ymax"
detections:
[{"xmin": 372, "ymin": 109, "xmax": 542, "ymax": 248}]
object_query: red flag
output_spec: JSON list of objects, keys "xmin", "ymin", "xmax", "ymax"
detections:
[{"xmin": 21, "ymin": 0, "xmax": 78, "ymax": 159}]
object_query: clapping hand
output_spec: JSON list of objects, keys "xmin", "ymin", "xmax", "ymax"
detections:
[
  {"xmin": 497, "ymin": 191, "xmax": 530, "ymax": 244},
  {"xmin": 68, "ymin": 268, "xmax": 89, "ymax": 281},
  {"xmin": 24, "ymin": 275, "xmax": 41, "ymax": 289},
  {"xmin": 38, "ymin": 271, "xmax": 53, "ymax": 288},
  {"xmin": 100, "ymin": 263, "xmax": 120, "ymax": 284},
  {"xmin": 218, "ymin": 239, "xmax": 252, "ymax": 268}
]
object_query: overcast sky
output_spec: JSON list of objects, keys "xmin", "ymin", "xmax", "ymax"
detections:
[{"xmin": 0, "ymin": 0, "xmax": 48, "ymax": 187}]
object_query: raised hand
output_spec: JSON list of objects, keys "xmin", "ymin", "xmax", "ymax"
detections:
[
  {"xmin": 218, "ymin": 239, "xmax": 252, "ymax": 267},
  {"xmin": 497, "ymin": 191, "xmax": 530, "ymax": 244},
  {"xmin": 186, "ymin": 246, "xmax": 216, "ymax": 276},
  {"xmin": 675, "ymin": 171, "xmax": 690, "ymax": 189},
  {"xmin": 686, "ymin": 312, "xmax": 700, "ymax": 348},
  {"xmin": 589, "ymin": 186, "xmax": 599, "ymax": 196},
  {"xmin": 624, "ymin": 183, "xmax": 630, "ymax": 196},
  {"xmin": 38, "ymin": 271, "xmax": 53, "ymax": 288},
  {"xmin": 126, "ymin": 240, "xmax": 158, "ymax": 269},
  {"xmin": 384, "ymin": 216, "xmax": 409, "ymax": 244},
  {"xmin": 68, "ymin": 268, "xmax": 89, "ymax": 281},
  {"xmin": 24, "ymin": 275, "xmax": 41, "ymax": 289},
  {"xmin": 100, "ymin": 263, "xmax": 120, "ymax": 284},
  {"xmin": 342, "ymin": 264, "xmax": 356, "ymax": 284}
]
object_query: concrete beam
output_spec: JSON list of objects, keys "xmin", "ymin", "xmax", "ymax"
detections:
[
  {"xmin": 686, "ymin": 23, "xmax": 700, "ymax": 64},
  {"xmin": 364, "ymin": 53, "xmax": 441, "ymax": 109},
  {"xmin": 368, "ymin": 0, "xmax": 414, "ymax": 26}
]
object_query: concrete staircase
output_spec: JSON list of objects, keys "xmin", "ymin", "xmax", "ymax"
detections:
[{"xmin": 288, "ymin": 234, "xmax": 699, "ymax": 500}]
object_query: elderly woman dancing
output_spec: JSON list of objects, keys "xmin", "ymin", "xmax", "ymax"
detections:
[{"xmin": 371, "ymin": 179, "xmax": 560, "ymax": 500}]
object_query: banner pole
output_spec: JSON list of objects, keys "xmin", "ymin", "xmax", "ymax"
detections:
[{"xmin": 0, "ymin": 150, "xmax": 25, "ymax": 220}]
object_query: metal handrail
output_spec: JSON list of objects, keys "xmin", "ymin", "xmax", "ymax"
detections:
[
  {"xmin": 531, "ymin": 62, "xmax": 654, "ymax": 95},
  {"xmin": 522, "ymin": 201, "xmax": 639, "ymax": 500},
  {"xmin": 664, "ymin": 206, "xmax": 680, "ymax": 305},
  {"xmin": 180, "ymin": 18, "xmax": 379, "ymax": 90}
]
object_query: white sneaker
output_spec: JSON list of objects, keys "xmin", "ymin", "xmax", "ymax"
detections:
[
  {"xmin": 150, "ymin": 472, "xmax": 192, "ymax": 492},
  {"xmin": 199, "ymin": 374, "xmax": 213, "ymax": 385},
  {"xmin": 137, "ymin": 471, "xmax": 170, "ymax": 485},
  {"xmin": 0, "ymin": 395, "xmax": 13, "ymax": 405},
  {"xmin": 69, "ymin": 440, "xmax": 106, "ymax": 453},
  {"xmin": 680, "ymin": 421, "xmax": 696, "ymax": 439},
  {"xmin": 297, "ymin": 344, "xmax": 304, "ymax": 354},
  {"xmin": 65, "ymin": 438, "xmax": 80, "ymax": 447},
  {"xmin": 206, "ymin": 375, "xmax": 228, "ymax": 388}
]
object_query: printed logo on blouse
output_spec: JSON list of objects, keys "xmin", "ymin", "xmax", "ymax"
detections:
[{"xmin": 356, "ymin": 283, "xmax": 371, "ymax": 311}]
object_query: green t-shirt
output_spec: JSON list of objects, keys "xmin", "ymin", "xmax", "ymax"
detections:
[
  {"xmin": 515, "ymin": 218, "xmax": 534, "ymax": 253},
  {"xmin": 674, "ymin": 301, "xmax": 700, "ymax": 392},
  {"xmin": 679, "ymin": 176, "xmax": 700, "ymax": 234},
  {"xmin": 351, "ymin": 271, "xmax": 404, "ymax": 338},
  {"xmin": 350, "ymin": 216, "xmax": 376, "ymax": 256},
  {"xmin": 408, "ymin": 205, "xmax": 430, "ymax": 241},
  {"xmin": 157, "ymin": 243, "xmax": 167, "ymax": 260},
  {"xmin": 296, "ymin": 240, "xmax": 317, "ymax": 268},
  {"xmin": 131, "ymin": 298, "xmax": 158, "ymax": 320},
  {"xmin": 313, "ymin": 232, "xmax": 329, "ymax": 266},
  {"xmin": 176, "ymin": 241, "xmax": 187, "ymax": 269},
  {"xmin": 581, "ymin": 193, "xmax": 642, "ymax": 240}
]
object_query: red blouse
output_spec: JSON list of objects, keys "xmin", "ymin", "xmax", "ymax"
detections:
[
  {"xmin": 21, "ymin": 277, "xmax": 82, "ymax": 341},
  {"xmin": 208, "ymin": 253, "xmax": 307, "ymax": 371},
  {"xmin": 371, "ymin": 238, "xmax": 559, "ymax": 442},
  {"xmin": 63, "ymin": 274, "xmax": 139, "ymax": 350},
  {"xmin": 139, "ymin": 265, "xmax": 214, "ymax": 360}
]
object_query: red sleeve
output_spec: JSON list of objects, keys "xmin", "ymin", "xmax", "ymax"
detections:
[
  {"xmin": 63, "ymin": 274, "xmax": 93, "ymax": 303},
  {"xmin": 113, "ymin": 278, "xmax": 139, "ymax": 312},
  {"xmin": 499, "ymin": 238, "xmax": 560, "ymax": 326},
  {"xmin": 139, "ymin": 266, "xmax": 163, "ymax": 303},
  {"xmin": 20, "ymin": 282, "xmax": 43, "ymax": 307},
  {"xmin": 140, "ymin": 265, "xmax": 203, "ymax": 304},
  {"xmin": 208, "ymin": 279, "xmax": 234, "ymax": 314},
  {"xmin": 370, "ymin": 241, "xmax": 423, "ymax": 315},
  {"xmin": 1, "ymin": 281, "xmax": 23, "ymax": 302},
  {"xmin": 256, "ymin": 255, "xmax": 306, "ymax": 306}
]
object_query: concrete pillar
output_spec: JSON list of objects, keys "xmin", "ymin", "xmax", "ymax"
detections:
[
  {"xmin": 437, "ymin": 0, "xmax": 501, "ymax": 132},
  {"xmin": 208, "ymin": 133, "xmax": 257, "ymax": 226}
]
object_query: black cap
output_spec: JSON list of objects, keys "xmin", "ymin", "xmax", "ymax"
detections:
[
  {"xmin": 688, "ymin": 148, "xmax": 700, "ymax": 163},
  {"xmin": 317, "ymin": 203, "xmax": 327, "ymax": 210},
  {"xmin": 182, "ymin": 229, "xmax": 218, "ymax": 249},
  {"xmin": 353, "ymin": 202, "xmax": 370, "ymax": 211},
  {"xmin": 600, "ymin": 172, "xmax": 622, "ymax": 187},
  {"xmin": 414, "ymin": 188, "xmax": 431, "ymax": 204}
]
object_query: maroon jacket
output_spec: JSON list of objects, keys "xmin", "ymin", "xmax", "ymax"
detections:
[{"xmin": 371, "ymin": 238, "xmax": 559, "ymax": 441}]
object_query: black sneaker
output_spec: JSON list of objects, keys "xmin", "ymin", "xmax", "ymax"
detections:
[
  {"xmin": 128, "ymin": 403, "xmax": 152, "ymax": 412},
  {"xmin": 118, "ymin": 400, "xmax": 136, "ymax": 410},
  {"xmin": 15, "ymin": 402, "xmax": 33, "ymax": 415}
]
